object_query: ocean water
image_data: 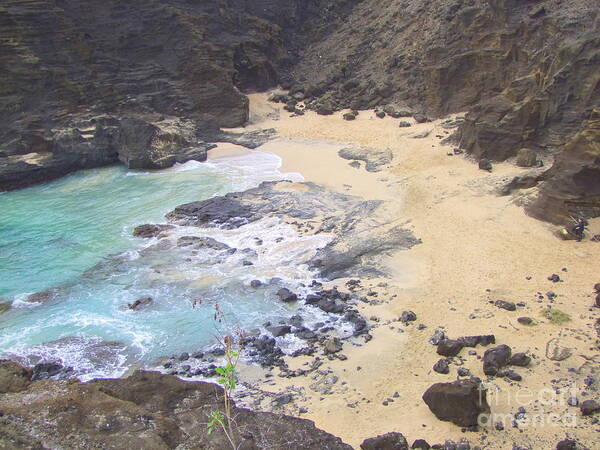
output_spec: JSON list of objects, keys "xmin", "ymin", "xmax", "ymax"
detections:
[{"xmin": 0, "ymin": 151, "xmax": 330, "ymax": 380}]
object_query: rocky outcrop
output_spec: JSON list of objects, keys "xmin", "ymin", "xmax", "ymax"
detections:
[
  {"xmin": 0, "ymin": 367, "xmax": 352, "ymax": 449},
  {"xmin": 284, "ymin": 0, "xmax": 600, "ymax": 222},
  {"xmin": 167, "ymin": 181, "xmax": 420, "ymax": 279},
  {"xmin": 0, "ymin": 0, "xmax": 332, "ymax": 189},
  {"xmin": 3, "ymin": 0, "xmax": 598, "ymax": 216}
]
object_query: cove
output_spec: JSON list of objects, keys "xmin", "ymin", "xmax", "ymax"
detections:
[{"xmin": 0, "ymin": 150, "xmax": 322, "ymax": 380}]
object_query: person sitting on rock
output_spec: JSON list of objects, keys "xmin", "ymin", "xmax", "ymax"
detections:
[{"xmin": 572, "ymin": 218, "xmax": 586, "ymax": 242}]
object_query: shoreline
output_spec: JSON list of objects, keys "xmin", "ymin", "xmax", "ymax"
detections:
[{"xmin": 229, "ymin": 93, "xmax": 600, "ymax": 448}]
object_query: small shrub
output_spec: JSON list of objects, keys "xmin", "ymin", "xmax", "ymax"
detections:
[{"xmin": 543, "ymin": 308, "xmax": 571, "ymax": 324}]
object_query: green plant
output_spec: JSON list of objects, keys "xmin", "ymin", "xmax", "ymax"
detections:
[
  {"xmin": 542, "ymin": 308, "xmax": 571, "ymax": 324},
  {"xmin": 206, "ymin": 303, "xmax": 242, "ymax": 449}
]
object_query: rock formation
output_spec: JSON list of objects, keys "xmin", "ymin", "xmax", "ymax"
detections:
[
  {"xmin": 2, "ymin": 0, "xmax": 599, "ymax": 221},
  {"xmin": 0, "ymin": 362, "xmax": 352, "ymax": 449}
]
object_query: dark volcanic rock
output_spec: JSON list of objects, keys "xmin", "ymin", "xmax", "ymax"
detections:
[
  {"xmin": 580, "ymin": 399, "xmax": 600, "ymax": 416},
  {"xmin": 556, "ymin": 439, "xmax": 577, "ymax": 450},
  {"xmin": 399, "ymin": 311, "xmax": 417, "ymax": 323},
  {"xmin": 176, "ymin": 236, "xmax": 230, "ymax": 250},
  {"xmin": 422, "ymin": 379, "xmax": 490, "ymax": 427},
  {"xmin": 437, "ymin": 339, "xmax": 464, "ymax": 357},
  {"xmin": 458, "ymin": 335, "xmax": 495, "ymax": 348},
  {"xmin": 508, "ymin": 352, "xmax": 531, "ymax": 367},
  {"xmin": 411, "ymin": 439, "xmax": 431, "ymax": 450},
  {"xmin": 133, "ymin": 224, "xmax": 175, "ymax": 239},
  {"xmin": 360, "ymin": 432, "xmax": 409, "ymax": 450},
  {"xmin": 433, "ymin": 359, "xmax": 450, "ymax": 375},
  {"xmin": 167, "ymin": 181, "xmax": 420, "ymax": 279},
  {"xmin": 0, "ymin": 368, "xmax": 352, "ymax": 449},
  {"xmin": 128, "ymin": 297, "xmax": 153, "ymax": 311},
  {"xmin": 276, "ymin": 288, "xmax": 298, "ymax": 303},
  {"xmin": 483, "ymin": 344, "xmax": 512, "ymax": 376},
  {"xmin": 267, "ymin": 325, "xmax": 292, "ymax": 337},
  {"xmin": 494, "ymin": 300, "xmax": 516, "ymax": 311}
]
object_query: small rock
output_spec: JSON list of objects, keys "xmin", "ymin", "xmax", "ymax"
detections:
[
  {"xmin": 429, "ymin": 329, "xmax": 446, "ymax": 345},
  {"xmin": 360, "ymin": 432, "xmax": 409, "ymax": 450},
  {"xmin": 400, "ymin": 311, "xmax": 417, "ymax": 323},
  {"xmin": 398, "ymin": 121, "xmax": 412, "ymax": 128},
  {"xmin": 324, "ymin": 337, "xmax": 343, "ymax": 354},
  {"xmin": 509, "ymin": 352, "xmax": 531, "ymax": 367},
  {"xmin": 267, "ymin": 325, "xmax": 292, "ymax": 337},
  {"xmin": 555, "ymin": 439, "xmax": 577, "ymax": 450},
  {"xmin": 567, "ymin": 397, "xmax": 579, "ymax": 407},
  {"xmin": 128, "ymin": 296, "xmax": 153, "ymax": 310},
  {"xmin": 437, "ymin": 339, "xmax": 464, "ymax": 357},
  {"xmin": 457, "ymin": 368, "xmax": 470, "ymax": 377},
  {"xmin": 412, "ymin": 439, "xmax": 431, "ymax": 450},
  {"xmin": 478, "ymin": 159, "xmax": 492, "ymax": 172},
  {"xmin": 494, "ymin": 300, "xmax": 516, "ymax": 311},
  {"xmin": 580, "ymin": 399, "xmax": 600, "ymax": 416},
  {"xmin": 433, "ymin": 359, "xmax": 450, "ymax": 374},
  {"xmin": 483, "ymin": 344, "xmax": 512, "ymax": 375},
  {"xmin": 250, "ymin": 279, "xmax": 262, "ymax": 288},
  {"xmin": 276, "ymin": 288, "xmax": 298, "ymax": 303},
  {"xmin": 548, "ymin": 274, "xmax": 561, "ymax": 283},
  {"xmin": 517, "ymin": 317, "xmax": 533, "ymax": 325}
]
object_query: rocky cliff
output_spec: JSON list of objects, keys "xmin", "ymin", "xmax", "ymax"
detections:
[
  {"xmin": 0, "ymin": 0, "xmax": 331, "ymax": 189},
  {"xmin": 0, "ymin": 361, "xmax": 352, "ymax": 449},
  {"xmin": 1, "ymin": 0, "xmax": 599, "ymax": 221},
  {"xmin": 283, "ymin": 0, "xmax": 600, "ymax": 223}
]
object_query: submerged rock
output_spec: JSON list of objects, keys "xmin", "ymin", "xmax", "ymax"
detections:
[{"xmin": 128, "ymin": 297, "xmax": 153, "ymax": 310}]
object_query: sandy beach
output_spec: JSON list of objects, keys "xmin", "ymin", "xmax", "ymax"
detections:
[{"xmin": 223, "ymin": 94, "xmax": 600, "ymax": 448}]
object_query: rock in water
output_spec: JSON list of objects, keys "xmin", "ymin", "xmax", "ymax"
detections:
[
  {"xmin": 483, "ymin": 344, "xmax": 512, "ymax": 375},
  {"xmin": 128, "ymin": 297, "xmax": 153, "ymax": 310},
  {"xmin": 133, "ymin": 224, "xmax": 174, "ymax": 238},
  {"xmin": 422, "ymin": 379, "xmax": 490, "ymax": 427},
  {"xmin": 276, "ymin": 288, "xmax": 298, "ymax": 303},
  {"xmin": 360, "ymin": 432, "xmax": 409, "ymax": 450},
  {"xmin": 267, "ymin": 325, "xmax": 291, "ymax": 337}
]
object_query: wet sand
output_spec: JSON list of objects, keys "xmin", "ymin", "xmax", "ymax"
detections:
[{"xmin": 224, "ymin": 93, "xmax": 600, "ymax": 448}]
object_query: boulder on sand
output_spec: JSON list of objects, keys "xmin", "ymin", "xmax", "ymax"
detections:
[
  {"xmin": 483, "ymin": 344, "xmax": 512, "ymax": 375},
  {"xmin": 422, "ymin": 379, "xmax": 490, "ymax": 427},
  {"xmin": 360, "ymin": 432, "xmax": 408, "ymax": 450}
]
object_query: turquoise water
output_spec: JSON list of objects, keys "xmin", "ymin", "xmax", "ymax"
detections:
[{"xmin": 0, "ymin": 152, "xmax": 328, "ymax": 380}]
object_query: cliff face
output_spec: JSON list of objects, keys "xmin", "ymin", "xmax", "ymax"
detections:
[
  {"xmin": 1, "ymin": 0, "xmax": 599, "ymax": 222},
  {"xmin": 0, "ymin": 363, "xmax": 352, "ymax": 449},
  {"xmin": 283, "ymin": 0, "xmax": 600, "ymax": 223},
  {"xmin": 0, "ymin": 0, "xmax": 331, "ymax": 189}
]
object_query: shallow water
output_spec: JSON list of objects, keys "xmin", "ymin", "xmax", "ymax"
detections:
[{"xmin": 0, "ymin": 151, "xmax": 328, "ymax": 380}]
